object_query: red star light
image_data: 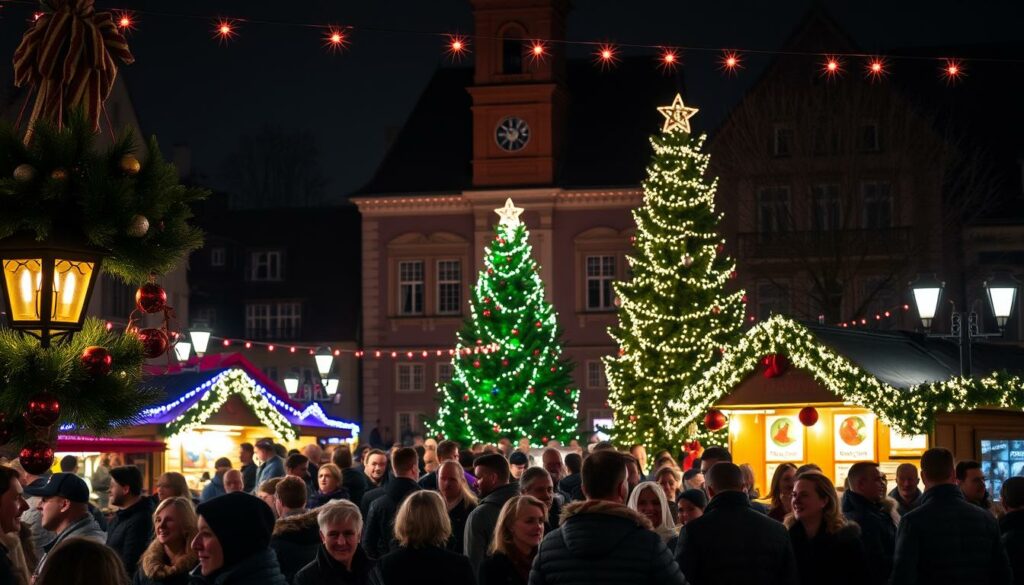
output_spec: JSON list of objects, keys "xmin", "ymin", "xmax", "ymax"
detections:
[
  {"xmin": 595, "ymin": 44, "xmax": 619, "ymax": 69},
  {"xmin": 719, "ymin": 51, "xmax": 742, "ymax": 75},
  {"xmin": 659, "ymin": 49, "xmax": 680, "ymax": 72},
  {"xmin": 821, "ymin": 55, "xmax": 842, "ymax": 78},
  {"xmin": 323, "ymin": 27, "xmax": 349, "ymax": 53},
  {"xmin": 445, "ymin": 34, "xmax": 470, "ymax": 62},
  {"xmin": 943, "ymin": 59, "xmax": 964, "ymax": 84},
  {"xmin": 213, "ymin": 19, "xmax": 237, "ymax": 43},
  {"xmin": 115, "ymin": 11, "xmax": 135, "ymax": 32},
  {"xmin": 528, "ymin": 40, "xmax": 547, "ymax": 63},
  {"xmin": 866, "ymin": 57, "xmax": 887, "ymax": 80}
]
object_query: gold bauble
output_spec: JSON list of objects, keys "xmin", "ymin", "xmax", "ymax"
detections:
[
  {"xmin": 13, "ymin": 164, "xmax": 36, "ymax": 182},
  {"xmin": 50, "ymin": 168, "xmax": 68, "ymax": 181},
  {"xmin": 127, "ymin": 214, "xmax": 150, "ymax": 238},
  {"xmin": 120, "ymin": 155, "xmax": 141, "ymax": 175}
]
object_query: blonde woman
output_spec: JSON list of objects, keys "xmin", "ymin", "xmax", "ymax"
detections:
[
  {"xmin": 437, "ymin": 460, "xmax": 477, "ymax": 553},
  {"xmin": 626, "ymin": 481, "xmax": 678, "ymax": 546},
  {"xmin": 786, "ymin": 471, "xmax": 868, "ymax": 585},
  {"xmin": 370, "ymin": 491, "xmax": 474, "ymax": 584},
  {"xmin": 307, "ymin": 463, "xmax": 349, "ymax": 509},
  {"xmin": 767, "ymin": 463, "xmax": 798, "ymax": 522},
  {"xmin": 133, "ymin": 497, "xmax": 198, "ymax": 585},
  {"xmin": 478, "ymin": 495, "xmax": 546, "ymax": 585},
  {"xmin": 655, "ymin": 466, "xmax": 682, "ymax": 520}
]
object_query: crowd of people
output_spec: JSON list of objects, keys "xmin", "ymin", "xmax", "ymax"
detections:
[{"xmin": 0, "ymin": 436, "xmax": 1021, "ymax": 584}]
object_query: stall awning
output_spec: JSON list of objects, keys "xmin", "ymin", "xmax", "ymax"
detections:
[{"xmin": 57, "ymin": 435, "xmax": 166, "ymax": 453}]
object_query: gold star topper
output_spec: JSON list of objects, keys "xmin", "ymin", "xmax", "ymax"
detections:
[
  {"xmin": 495, "ymin": 197, "xmax": 524, "ymax": 227},
  {"xmin": 658, "ymin": 94, "xmax": 699, "ymax": 134}
]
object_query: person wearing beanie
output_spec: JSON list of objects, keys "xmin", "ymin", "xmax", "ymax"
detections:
[
  {"xmin": 190, "ymin": 492, "xmax": 287, "ymax": 584},
  {"xmin": 107, "ymin": 465, "xmax": 155, "ymax": 574},
  {"xmin": 677, "ymin": 488, "xmax": 707, "ymax": 526},
  {"xmin": 508, "ymin": 451, "xmax": 528, "ymax": 485}
]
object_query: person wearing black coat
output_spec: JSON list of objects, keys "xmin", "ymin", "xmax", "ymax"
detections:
[
  {"xmin": 839, "ymin": 463, "xmax": 896, "ymax": 585},
  {"xmin": 890, "ymin": 447, "xmax": 1012, "ymax": 585},
  {"xmin": 107, "ymin": 466, "xmax": 156, "ymax": 575},
  {"xmin": 785, "ymin": 471, "xmax": 868, "ymax": 585},
  {"xmin": 191, "ymin": 492, "xmax": 288, "ymax": 585},
  {"xmin": 269, "ymin": 510, "xmax": 321, "ymax": 583},
  {"xmin": 362, "ymin": 448, "xmax": 421, "ymax": 559},
  {"xmin": 676, "ymin": 462, "xmax": 797, "ymax": 585},
  {"xmin": 134, "ymin": 539, "xmax": 197, "ymax": 585},
  {"xmin": 294, "ymin": 543, "xmax": 374, "ymax": 585},
  {"xmin": 342, "ymin": 468, "xmax": 368, "ymax": 508}
]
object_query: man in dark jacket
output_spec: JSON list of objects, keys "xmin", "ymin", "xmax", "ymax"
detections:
[
  {"xmin": 191, "ymin": 491, "xmax": 288, "ymax": 584},
  {"xmin": 332, "ymin": 446, "xmax": 368, "ymax": 507},
  {"xmin": 0, "ymin": 466, "xmax": 27, "ymax": 585},
  {"xmin": 418, "ymin": 440, "xmax": 478, "ymax": 492},
  {"xmin": 29, "ymin": 473, "xmax": 107, "ymax": 579},
  {"xmin": 529, "ymin": 449, "xmax": 685, "ymax": 585},
  {"xmin": 676, "ymin": 462, "xmax": 797, "ymax": 585},
  {"xmin": 239, "ymin": 442, "xmax": 258, "ymax": 493},
  {"xmin": 465, "ymin": 453, "xmax": 521, "ymax": 574},
  {"xmin": 888, "ymin": 463, "xmax": 922, "ymax": 517},
  {"xmin": 106, "ymin": 465, "xmax": 155, "ymax": 574},
  {"xmin": 841, "ymin": 462, "xmax": 896, "ymax": 584},
  {"xmin": 362, "ymin": 447, "xmax": 420, "ymax": 559},
  {"xmin": 890, "ymin": 447, "xmax": 1011, "ymax": 585},
  {"xmin": 1000, "ymin": 477, "xmax": 1024, "ymax": 585},
  {"xmin": 558, "ymin": 452, "xmax": 584, "ymax": 503},
  {"xmin": 294, "ymin": 499, "xmax": 375, "ymax": 585},
  {"xmin": 270, "ymin": 476, "xmax": 321, "ymax": 582}
]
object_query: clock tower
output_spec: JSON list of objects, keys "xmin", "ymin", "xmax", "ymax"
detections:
[{"xmin": 468, "ymin": 0, "xmax": 570, "ymax": 187}]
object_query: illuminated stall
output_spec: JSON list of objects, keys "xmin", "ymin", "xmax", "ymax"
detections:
[{"xmin": 676, "ymin": 316, "xmax": 1024, "ymax": 498}]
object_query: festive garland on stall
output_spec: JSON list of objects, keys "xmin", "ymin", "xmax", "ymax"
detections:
[
  {"xmin": 161, "ymin": 369, "xmax": 299, "ymax": 442},
  {"xmin": 668, "ymin": 315, "xmax": 1024, "ymax": 437}
]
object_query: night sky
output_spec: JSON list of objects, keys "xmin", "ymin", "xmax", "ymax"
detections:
[{"xmin": 1, "ymin": 1, "xmax": 1022, "ymax": 202}]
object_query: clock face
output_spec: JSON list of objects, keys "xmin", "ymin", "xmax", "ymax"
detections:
[{"xmin": 495, "ymin": 116, "xmax": 530, "ymax": 152}]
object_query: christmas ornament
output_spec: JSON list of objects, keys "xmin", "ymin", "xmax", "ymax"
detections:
[
  {"xmin": 703, "ymin": 409, "xmax": 728, "ymax": 432},
  {"xmin": 712, "ymin": 306, "xmax": 721, "ymax": 314},
  {"xmin": 682, "ymin": 254, "xmax": 694, "ymax": 267},
  {"xmin": 24, "ymin": 392, "xmax": 60, "ymax": 428},
  {"xmin": 127, "ymin": 214, "xmax": 150, "ymax": 237},
  {"xmin": 135, "ymin": 282, "xmax": 167, "ymax": 313},
  {"xmin": 18, "ymin": 441, "xmax": 54, "ymax": 475},
  {"xmin": 729, "ymin": 270, "xmax": 737, "ymax": 279},
  {"xmin": 13, "ymin": 163, "xmax": 36, "ymax": 182},
  {"xmin": 501, "ymin": 359, "xmax": 509, "ymax": 366},
  {"xmin": 511, "ymin": 328, "xmax": 519, "ymax": 335},
  {"xmin": 120, "ymin": 154, "xmax": 141, "ymax": 175},
  {"xmin": 473, "ymin": 360, "xmax": 481, "ymax": 369},
  {"xmin": 716, "ymin": 244, "xmax": 725, "ymax": 254},
  {"xmin": 482, "ymin": 309, "xmax": 491, "ymax": 317},
  {"xmin": 494, "ymin": 198, "xmax": 524, "ymax": 227},
  {"xmin": 137, "ymin": 328, "xmax": 169, "ymax": 359},
  {"xmin": 80, "ymin": 346, "xmax": 112, "ymax": 376},
  {"xmin": 50, "ymin": 168, "xmax": 68, "ymax": 181},
  {"xmin": 657, "ymin": 94, "xmax": 699, "ymax": 134},
  {"xmin": 799, "ymin": 406, "xmax": 819, "ymax": 427},
  {"xmin": 762, "ymin": 354, "xmax": 789, "ymax": 378}
]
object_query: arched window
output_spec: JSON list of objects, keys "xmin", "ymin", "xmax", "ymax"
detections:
[{"xmin": 499, "ymin": 24, "xmax": 526, "ymax": 74}]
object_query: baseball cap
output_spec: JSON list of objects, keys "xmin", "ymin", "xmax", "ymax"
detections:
[
  {"xmin": 255, "ymin": 438, "xmax": 275, "ymax": 450},
  {"xmin": 24, "ymin": 473, "xmax": 90, "ymax": 503},
  {"xmin": 509, "ymin": 451, "xmax": 529, "ymax": 466}
]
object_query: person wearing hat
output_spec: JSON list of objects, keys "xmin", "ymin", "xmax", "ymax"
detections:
[
  {"xmin": 677, "ymin": 488, "xmax": 707, "ymax": 526},
  {"xmin": 27, "ymin": 472, "xmax": 107, "ymax": 579},
  {"xmin": 190, "ymin": 492, "xmax": 288, "ymax": 584},
  {"xmin": 508, "ymin": 451, "xmax": 529, "ymax": 485},
  {"xmin": 254, "ymin": 439, "xmax": 286, "ymax": 493},
  {"xmin": 107, "ymin": 465, "xmax": 155, "ymax": 574}
]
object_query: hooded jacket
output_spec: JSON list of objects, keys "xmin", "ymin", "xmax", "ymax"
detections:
[
  {"xmin": 465, "ymin": 482, "xmax": 520, "ymax": 573},
  {"xmin": 187, "ymin": 550, "xmax": 288, "ymax": 585},
  {"xmin": 270, "ymin": 510, "xmax": 321, "ymax": 583},
  {"xmin": 528, "ymin": 499, "xmax": 686, "ymax": 585},
  {"xmin": 362, "ymin": 478, "xmax": 421, "ymax": 559},
  {"xmin": 133, "ymin": 538, "xmax": 199, "ymax": 585},
  {"xmin": 293, "ymin": 543, "xmax": 374, "ymax": 585}
]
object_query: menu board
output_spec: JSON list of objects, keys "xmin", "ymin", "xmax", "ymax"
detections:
[
  {"xmin": 835, "ymin": 463, "xmax": 854, "ymax": 490},
  {"xmin": 834, "ymin": 413, "xmax": 876, "ymax": 461},
  {"xmin": 765, "ymin": 414, "xmax": 804, "ymax": 461},
  {"xmin": 980, "ymin": 439, "xmax": 1024, "ymax": 501},
  {"xmin": 889, "ymin": 429, "xmax": 928, "ymax": 458}
]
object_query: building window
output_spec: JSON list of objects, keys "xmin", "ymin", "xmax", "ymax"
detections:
[
  {"xmin": 436, "ymin": 260, "xmax": 462, "ymax": 315},
  {"xmin": 210, "ymin": 247, "xmax": 226, "ymax": 267},
  {"xmin": 502, "ymin": 38, "xmax": 523, "ymax": 74},
  {"xmin": 262, "ymin": 366, "xmax": 278, "ymax": 382},
  {"xmin": 585, "ymin": 255, "xmax": 616, "ymax": 311},
  {"xmin": 398, "ymin": 260, "xmax": 424, "ymax": 315},
  {"xmin": 194, "ymin": 307, "xmax": 217, "ymax": 328},
  {"xmin": 437, "ymin": 363, "xmax": 453, "ymax": 385},
  {"xmin": 860, "ymin": 122, "xmax": 881, "ymax": 152},
  {"xmin": 812, "ymin": 126, "xmax": 841, "ymax": 156},
  {"xmin": 249, "ymin": 250, "xmax": 282, "ymax": 281},
  {"xmin": 756, "ymin": 281, "xmax": 791, "ymax": 319},
  {"xmin": 862, "ymin": 182, "xmax": 893, "ymax": 229},
  {"xmin": 861, "ymin": 276, "xmax": 899, "ymax": 329},
  {"xmin": 758, "ymin": 187, "xmax": 791, "ymax": 234},
  {"xmin": 586, "ymin": 360, "xmax": 607, "ymax": 389},
  {"xmin": 396, "ymin": 412, "xmax": 425, "ymax": 438},
  {"xmin": 811, "ymin": 184, "xmax": 841, "ymax": 231},
  {"xmin": 245, "ymin": 302, "xmax": 302, "ymax": 339},
  {"xmin": 396, "ymin": 363, "xmax": 425, "ymax": 392},
  {"xmin": 772, "ymin": 126, "xmax": 794, "ymax": 157}
]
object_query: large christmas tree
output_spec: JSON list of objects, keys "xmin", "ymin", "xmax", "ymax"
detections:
[
  {"xmin": 427, "ymin": 199, "xmax": 579, "ymax": 446},
  {"xmin": 604, "ymin": 94, "xmax": 745, "ymax": 454}
]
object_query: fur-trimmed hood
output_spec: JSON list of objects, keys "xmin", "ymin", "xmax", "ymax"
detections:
[
  {"xmin": 560, "ymin": 499, "xmax": 653, "ymax": 530},
  {"xmin": 272, "ymin": 510, "xmax": 320, "ymax": 539},
  {"xmin": 139, "ymin": 538, "xmax": 198, "ymax": 580}
]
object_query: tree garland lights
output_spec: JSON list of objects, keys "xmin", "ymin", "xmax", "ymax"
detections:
[{"xmin": 667, "ymin": 315, "xmax": 1024, "ymax": 436}]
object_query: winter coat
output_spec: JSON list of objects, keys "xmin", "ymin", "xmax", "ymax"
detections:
[
  {"xmin": 788, "ymin": 520, "xmax": 868, "ymax": 585},
  {"xmin": 676, "ymin": 490, "xmax": 797, "ymax": 585},
  {"xmin": 890, "ymin": 484, "xmax": 1012, "ymax": 585},
  {"xmin": 558, "ymin": 474, "xmax": 584, "ymax": 503},
  {"xmin": 200, "ymin": 474, "xmax": 226, "ymax": 503},
  {"xmin": 293, "ymin": 543, "xmax": 374, "ymax": 585},
  {"xmin": 35, "ymin": 513, "xmax": 107, "ymax": 577},
  {"xmin": 479, "ymin": 550, "xmax": 532, "ymax": 585},
  {"xmin": 1000, "ymin": 509, "xmax": 1024, "ymax": 585},
  {"xmin": 529, "ymin": 499, "xmax": 685, "ymax": 585},
  {"xmin": 465, "ymin": 482, "xmax": 520, "ymax": 574},
  {"xmin": 255, "ymin": 456, "xmax": 286, "ymax": 490},
  {"xmin": 363, "ymin": 478, "xmax": 421, "ymax": 559},
  {"xmin": 888, "ymin": 487, "xmax": 922, "ymax": 517},
  {"xmin": 0, "ymin": 542, "xmax": 16, "ymax": 585},
  {"xmin": 108, "ymin": 497, "xmax": 156, "ymax": 574},
  {"xmin": 133, "ymin": 538, "xmax": 198, "ymax": 585},
  {"xmin": 447, "ymin": 498, "xmax": 477, "ymax": 554},
  {"xmin": 359, "ymin": 486, "xmax": 385, "ymax": 520},
  {"xmin": 307, "ymin": 487, "xmax": 351, "ymax": 509},
  {"xmin": 241, "ymin": 463, "xmax": 258, "ymax": 494},
  {"xmin": 187, "ymin": 549, "xmax": 288, "ymax": 585},
  {"xmin": 269, "ymin": 510, "xmax": 321, "ymax": 583},
  {"xmin": 840, "ymin": 490, "xmax": 896, "ymax": 584},
  {"xmin": 368, "ymin": 545, "xmax": 475, "ymax": 585},
  {"xmin": 342, "ymin": 468, "xmax": 368, "ymax": 508},
  {"xmin": 545, "ymin": 498, "xmax": 563, "ymax": 532}
]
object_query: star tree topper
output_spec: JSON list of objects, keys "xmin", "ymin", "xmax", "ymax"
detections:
[
  {"xmin": 495, "ymin": 198, "xmax": 525, "ymax": 227},
  {"xmin": 658, "ymin": 93, "xmax": 699, "ymax": 134}
]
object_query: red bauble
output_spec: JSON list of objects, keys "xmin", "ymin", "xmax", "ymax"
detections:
[
  {"xmin": 533, "ymin": 349, "xmax": 540, "ymax": 356},
  {"xmin": 80, "ymin": 345, "xmax": 112, "ymax": 376},
  {"xmin": 549, "ymin": 366, "xmax": 557, "ymax": 372},
  {"xmin": 798, "ymin": 406, "xmax": 819, "ymax": 427},
  {"xmin": 473, "ymin": 361, "xmax": 481, "ymax": 368},
  {"xmin": 511, "ymin": 328, "xmax": 519, "ymax": 335},
  {"xmin": 135, "ymin": 282, "xmax": 167, "ymax": 313},
  {"xmin": 542, "ymin": 437, "xmax": 549, "ymax": 443},
  {"xmin": 729, "ymin": 270, "xmax": 737, "ymax": 279},
  {"xmin": 704, "ymin": 409, "xmax": 728, "ymax": 432},
  {"xmin": 24, "ymin": 392, "xmax": 60, "ymax": 428},
  {"xmin": 716, "ymin": 244, "xmax": 725, "ymax": 254},
  {"xmin": 482, "ymin": 309, "xmax": 492, "ymax": 317},
  {"xmin": 501, "ymin": 359, "xmax": 509, "ymax": 366},
  {"xmin": 712, "ymin": 306, "xmax": 721, "ymax": 314},
  {"xmin": 19, "ymin": 440, "xmax": 54, "ymax": 475},
  {"xmin": 137, "ymin": 328, "xmax": 170, "ymax": 359},
  {"xmin": 535, "ymin": 321, "xmax": 542, "ymax": 328},
  {"xmin": 483, "ymin": 297, "xmax": 491, "ymax": 304},
  {"xmin": 761, "ymin": 354, "xmax": 789, "ymax": 378}
]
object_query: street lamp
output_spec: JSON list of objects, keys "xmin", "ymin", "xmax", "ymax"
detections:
[
  {"xmin": 283, "ymin": 375, "xmax": 299, "ymax": 396},
  {"xmin": 189, "ymin": 323, "xmax": 212, "ymax": 357},
  {"xmin": 315, "ymin": 346, "xmax": 334, "ymax": 385},
  {"xmin": 910, "ymin": 273, "xmax": 1020, "ymax": 376},
  {"xmin": 173, "ymin": 339, "xmax": 192, "ymax": 363},
  {"xmin": 325, "ymin": 378, "xmax": 339, "ymax": 397},
  {"xmin": 0, "ymin": 237, "xmax": 103, "ymax": 347}
]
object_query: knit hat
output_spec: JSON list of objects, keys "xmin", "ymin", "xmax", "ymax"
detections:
[
  {"xmin": 678, "ymin": 488, "xmax": 708, "ymax": 510},
  {"xmin": 509, "ymin": 451, "xmax": 529, "ymax": 466},
  {"xmin": 196, "ymin": 492, "xmax": 276, "ymax": 565},
  {"xmin": 109, "ymin": 465, "xmax": 143, "ymax": 496}
]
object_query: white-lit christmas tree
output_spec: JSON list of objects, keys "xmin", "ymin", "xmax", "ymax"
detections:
[{"xmin": 604, "ymin": 94, "xmax": 745, "ymax": 454}]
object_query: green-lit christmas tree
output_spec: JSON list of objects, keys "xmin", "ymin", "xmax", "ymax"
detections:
[
  {"xmin": 604, "ymin": 94, "xmax": 745, "ymax": 454},
  {"xmin": 427, "ymin": 199, "xmax": 579, "ymax": 446}
]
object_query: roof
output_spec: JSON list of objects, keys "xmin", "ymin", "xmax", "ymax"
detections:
[{"xmin": 357, "ymin": 57, "xmax": 685, "ymax": 196}]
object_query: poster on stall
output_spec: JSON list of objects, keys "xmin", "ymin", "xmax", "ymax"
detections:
[
  {"xmin": 834, "ymin": 413, "xmax": 876, "ymax": 461},
  {"xmin": 835, "ymin": 463, "xmax": 854, "ymax": 489},
  {"xmin": 889, "ymin": 428, "xmax": 928, "ymax": 458},
  {"xmin": 765, "ymin": 414, "xmax": 804, "ymax": 461}
]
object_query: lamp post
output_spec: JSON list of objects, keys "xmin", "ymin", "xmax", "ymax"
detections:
[
  {"xmin": 283, "ymin": 375, "xmax": 299, "ymax": 396},
  {"xmin": 173, "ymin": 339, "xmax": 192, "ymax": 363},
  {"xmin": 315, "ymin": 346, "xmax": 334, "ymax": 386},
  {"xmin": 910, "ymin": 273, "xmax": 1020, "ymax": 377},
  {"xmin": 325, "ymin": 378, "xmax": 339, "ymax": 397},
  {"xmin": 189, "ymin": 323, "xmax": 212, "ymax": 357}
]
